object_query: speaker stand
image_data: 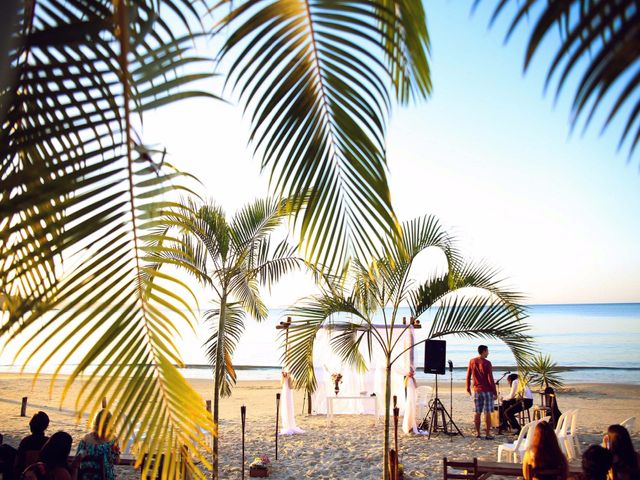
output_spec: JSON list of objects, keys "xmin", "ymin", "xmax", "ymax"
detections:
[{"xmin": 419, "ymin": 374, "xmax": 463, "ymax": 438}]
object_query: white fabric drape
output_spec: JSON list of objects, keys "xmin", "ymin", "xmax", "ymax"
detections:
[
  {"xmin": 402, "ymin": 326, "xmax": 421, "ymax": 434},
  {"xmin": 280, "ymin": 371, "xmax": 304, "ymax": 435},
  {"xmin": 310, "ymin": 326, "xmax": 410, "ymax": 415}
]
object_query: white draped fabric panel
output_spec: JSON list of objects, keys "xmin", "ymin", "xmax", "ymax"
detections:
[
  {"xmin": 310, "ymin": 326, "xmax": 410, "ymax": 415},
  {"xmin": 280, "ymin": 373, "xmax": 304, "ymax": 435},
  {"xmin": 402, "ymin": 326, "xmax": 420, "ymax": 434}
]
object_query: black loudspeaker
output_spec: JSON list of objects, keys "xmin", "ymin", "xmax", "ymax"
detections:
[{"xmin": 424, "ymin": 339, "xmax": 446, "ymax": 375}]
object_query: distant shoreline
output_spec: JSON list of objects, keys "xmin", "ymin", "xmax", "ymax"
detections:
[{"xmin": 3, "ymin": 363, "xmax": 640, "ymax": 371}]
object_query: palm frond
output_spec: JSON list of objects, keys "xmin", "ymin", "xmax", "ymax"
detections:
[
  {"xmin": 428, "ymin": 296, "xmax": 533, "ymax": 363},
  {"xmin": 398, "ymin": 214, "xmax": 457, "ymax": 263},
  {"xmin": 328, "ymin": 322, "xmax": 371, "ymax": 372},
  {"xmin": 229, "ymin": 274, "xmax": 268, "ymax": 321},
  {"xmin": 230, "ymin": 196, "xmax": 296, "ymax": 251},
  {"xmin": 1, "ymin": 1, "xmax": 218, "ymax": 476},
  {"xmin": 520, "ymin": 352, "xmax": 565, "ymax": 389},
  {"xmin": 376, "ymin": 0, "xmax": 432, "ymax": 103},
  {"xmin": 409, "ymin": 273, "xmax": 451, "ymax": 318},
  {"xmin": 484, "ymin": 0, "xmax": 640, "ymax": 158},
  {"xmin": 286, "ymin": 294, "xmax": 367, "ymax": 392},
  {"xmin": 253, "ymin": 238, "xmax": 306, "ymax": 288},
  {"xmin": 204, "ymin": 302, "xmax": 247, "ymax": 397},
  {"xmin": 216, "ymin": 0, "xmax": 432, "ymax": 270},
  {"xmin": 3, "ymin": 155, "xmax": 214, "ymax": 478},
  {"xmin": 351, "ymin": 258, "xmax": 386, "ymax": 316},
  {"xmin": 449, "ymin": 261, "xmax": 525, "ymax": 307}
]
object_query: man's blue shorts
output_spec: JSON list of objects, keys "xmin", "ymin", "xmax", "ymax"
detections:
[{"xmin": 473, "ymin": 391, "xmax": 494, "ymax": 414}]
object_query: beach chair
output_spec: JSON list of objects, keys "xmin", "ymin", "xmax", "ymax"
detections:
[
  {"xmin": 497, "ymin": 419, "xmax": 538, "ymax": 462},
  {"xmin": 620, "ymin": 416, "xmax": 635, "ymax": 433},
  {"xmin": 556, "ymin": 409, "xmax": 580, "ymax": 459},
  {"xmin": 555, "ymin": 409, "xmax": 572, "ymax": 457},
  {"xmin": 554, "ymin": 411, "xmax": 569, "ymax": 438},
  {"xmin": 443, "ymin": 457, "xmax": 479, "ymax": 480},
  {"xmin": 566, "ymin": 409, "xmax": 581, "ymax": 457}
]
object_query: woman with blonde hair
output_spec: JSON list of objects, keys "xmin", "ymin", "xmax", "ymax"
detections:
[
  {"xmin": 76, "ymin": 410, "xmax": 120, "ymax": 480},
  {"xmin": 523, "ymin": 421, "xmax": 568, "ymax": 480}
]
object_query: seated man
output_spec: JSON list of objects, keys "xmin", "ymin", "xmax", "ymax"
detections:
[
  {"xmin": 498, "ymin": 374, "xmax": 518, "ymax": 433},
  {"xmin": 15, "ymin": 411, "xmax": 50, "ymax": 476},
  {"xmin": 500, "ymin": 374, "xmax": 533, "ymax": 435}
]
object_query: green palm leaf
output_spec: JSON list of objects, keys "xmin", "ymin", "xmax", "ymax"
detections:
[
  {"xmin": 1, "ymin": 1, "xmax": 219, "ymax": 477},
  {"xmin": 428, "ymin": 296, "xmax": 532, "ymax": 363},
  {"xmin": 204, "ymin": 302, "xmax": 247, "ymax": 397},
  {"xmin": 482, "ymin": 0, "xmax": 640, "ymax": 158},
  {"xmin": 216, "ymin": 0, "xmax": 432, "ymax": 270}
]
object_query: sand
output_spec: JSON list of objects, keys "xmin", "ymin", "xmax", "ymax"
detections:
[{"xmin": 1, "ymin": 374, "xmax": 638, "ymax": 479}]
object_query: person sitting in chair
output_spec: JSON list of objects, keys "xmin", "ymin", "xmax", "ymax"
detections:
[
  {"xmin": 582, "ymin": 445, "xmax": 613, "ymax": 480},
  {"xmin": 500, "ymin": 373, "xmax": 533, "ymax": 435},
  {"xmin": 523, "ymin": 421, "xmax": 568, "ymax": 480}
]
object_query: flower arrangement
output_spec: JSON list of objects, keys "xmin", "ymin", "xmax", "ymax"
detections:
[
  {"xmin": 281, "ymin": 371, "xmax": 292, "ymax": 388},
  {"xmin": 249, "ymin": 455, "xmax": 271, "ymax": 477},
  {"xmin": 250, "ymin": 455, "xmax": 271, "ymax": 469}
]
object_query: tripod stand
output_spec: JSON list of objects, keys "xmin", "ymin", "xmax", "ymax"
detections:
[{"xmin": 419, "ymin": 373, "xmax": 463, "ymax": 438}]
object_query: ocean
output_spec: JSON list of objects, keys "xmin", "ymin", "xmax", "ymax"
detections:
[
  {"xmin": 175, "ymin": 302, "xmax": 640, "ymax": 384},
  {"xmin": 2, "ymin": 303, "xmax": 639, "ymax": 384}
]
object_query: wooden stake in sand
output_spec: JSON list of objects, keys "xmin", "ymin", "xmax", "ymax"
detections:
[
  {"xmin": 206, "ymin": 400, "xmax": 212, "ymax": 413},
  {"xmin": 20, "ymin": 397, "xmax": 27, "ymax": 416},
  {"xmin": 275, "ymin": 393, "xmax": 281, "ymax": 460},
  {"xmin": 392, "ymin": 395, "xmax": 400, "ymax": 480},
  {"xmin": 393, "ymin": 405, "xmax": 400, "ymax": 479},
  {"xmin": 241, "ymin": 405, "xmax": 246, "ymax": 480}
]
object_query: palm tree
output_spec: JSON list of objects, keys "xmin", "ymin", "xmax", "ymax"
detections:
[
  {"xmin": 477, "ymin": 0, "xmax": 640, "ymax": 159},
  {"xmin": 521, "ymin": 353, "xmax": 565, "ymax": 390},
  {"xmin": 285, "ymin": 214, "xmax": 534, "ymax": 480},
  {"xmin": 157, "ymin": 196, "xmax": 306, "ymax": 479},
  {"xmin": 1, "ymin": 1, "xmax": 432, "ymax": 476}
]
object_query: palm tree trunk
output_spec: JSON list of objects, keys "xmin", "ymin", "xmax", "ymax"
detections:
[
  {"xmin": 383, "ymin": 358, "xmax": 392, "ymax": 480},
  {"xmin": 212, "ymin": 296, "xmax": 227, "ymax": 479}
]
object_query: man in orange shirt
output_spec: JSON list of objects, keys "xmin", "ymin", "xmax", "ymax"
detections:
[{"xmin": 466, "ymin": 344, "xmax": 497, "ymax": 439}]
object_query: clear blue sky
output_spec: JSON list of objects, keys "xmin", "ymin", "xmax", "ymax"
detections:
[{"xmin": 144, "ymin": 1, "xmax": 640, "ymax": 305}]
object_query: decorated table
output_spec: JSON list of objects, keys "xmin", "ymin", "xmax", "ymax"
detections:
[{"xmin": 326, "ymin": 395, "xmax": 380, "ymax": 423}]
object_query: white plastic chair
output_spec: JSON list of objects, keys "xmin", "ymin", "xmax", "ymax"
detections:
[
  {"xmin": 620, "ymin": 416, "xmax": 636, "ymax": 433},
  {"xmin": 555, "ymin": 409, "xmax": 573, "ymax": 457},
  {"xmin": 415, "ymin": 385, "xmax": 433, "ymax": 421},
  {"xmin": 557, "ymin": 409, "xmax": 580, "ymax": 459},
  {"xmin": 497, "ymin": 419, "xmax": 538, "ymax": 462},
  {"xmin": 554, "ymin": 411, "xmax": 570, "ymax": 436}
]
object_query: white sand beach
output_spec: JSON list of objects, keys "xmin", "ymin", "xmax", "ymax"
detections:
[{"xmin": 1, "ymin": 374, "xmax": 638, "ymax": 479}]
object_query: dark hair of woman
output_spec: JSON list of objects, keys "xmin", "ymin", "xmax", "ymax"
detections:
[
  {"xmin": 39, "ymin": 431, "xmax": 72, "ymax": 468},
  {"xmin": 526, "ymin": 421, "xmax": 568, "ymax": 479},
  {"xmin": 582, "ymin": 445, "xmax": 613, "ymax": 480},
  {"xmin": 543, "ymin": 387, "xmax": 562, "ymax": 427},
  {"xmin": 607, "ymin": 424, "xmax": 639, "ymax": 478}
]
